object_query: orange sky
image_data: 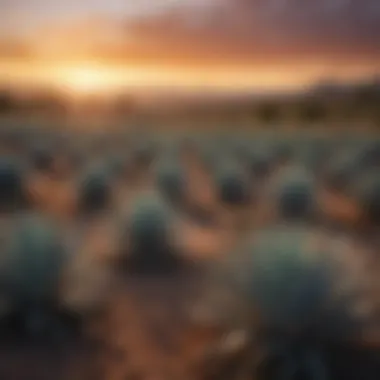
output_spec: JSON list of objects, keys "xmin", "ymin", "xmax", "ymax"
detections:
[{"xmin": 1, "ymin": 0, "xmax": 379, "ymax": 95}]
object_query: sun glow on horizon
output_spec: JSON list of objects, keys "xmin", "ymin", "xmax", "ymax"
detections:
[
  {"xmin": 59, "ymin": 66, "xmax": 118, "ymax": 95},
  {"xmin": 0, "ymin": 61, "xmax": 308, "ymax": 95},
  {"xmin": 1, "ymin": 60, "xmax": 379, "ymax": 97}
]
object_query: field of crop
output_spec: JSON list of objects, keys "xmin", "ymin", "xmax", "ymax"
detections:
[{"xmin": 1, "ymin": 124, "xmax": 380, "ymax": 380}]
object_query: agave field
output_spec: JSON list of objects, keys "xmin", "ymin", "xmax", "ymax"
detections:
[{"xmin": 0, "ymin": 125, "xmax": 380, "ymax": 380}]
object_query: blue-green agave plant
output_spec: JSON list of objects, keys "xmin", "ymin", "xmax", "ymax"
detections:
[
  {"xmin": 214, "ymin": 160, "xmax": 251, "ymax": 206},
  {"xmin": 355, "ymin": 140, "xmax": 380, "ymax": 168},
  {"xmin": 78, "ymin": 164, "xmax": 112, "ymax": 215},
  {"xmin": 124, "ymin": 194, "xmax": 182, "ymax": 274},
  {"xmin": 0, "ymin": 156, "xmax": 25, "ymax": 210},
  {"xmin": 197, "ymin": 140, "xmax": 223, "ymax": 172},
  {"xmin": 234, "ymin": 227, "xmax": 367, "ymax": 380},
  {"xmin": 246, "ymin": 149, "xmax": 272, "ymax": 179},
  {"xmin": 295, "ymin": 140, "xmax": 331, "ymax": 173},
  {"xmin": 154, "ymin": 158, "xmax": 186, "ymax": 206},
  {"xmin": 323, "ymin": 152, "xmax": 361, "ymax": 194},
  {"xmin": 3, "ymin": 214, "xmax": 67, "ymax": 336},
  {"xmin": 132, "ymin": 138, "xmax": 157, "ymax": 167},
  {"xmin": 107, "ymin": 153, "xmax": 128, "ymax": 179},
  {"xmin": 351, "ymin": 171, "xmax": 380, "ymax": 227},
  {"xmin": 273, "ymin": 166, "xmax": 316, "ymax": 221},
  {"xmin": 29, "ymin": 144, "xmax": 54, "ymax": 173},
  {"xmin": 246, "ymin": 228, "xmax": 333, "ymax": 332}
]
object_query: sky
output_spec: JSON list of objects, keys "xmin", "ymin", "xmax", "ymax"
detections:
[{"xmin": 1, "ymin": 0, "xmax": 380, "ymax": 95}]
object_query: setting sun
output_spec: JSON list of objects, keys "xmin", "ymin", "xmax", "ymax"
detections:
[{"xmin": 59, "ymin": 66, "xmax": 117, "ymax": 95}]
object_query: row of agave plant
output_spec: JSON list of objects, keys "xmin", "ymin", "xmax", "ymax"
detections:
[{"xmin": 0, "ymin": 127, "xmax": 380, "ymax": 379}]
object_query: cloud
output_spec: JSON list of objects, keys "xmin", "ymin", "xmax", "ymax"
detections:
[
  {"xmin": 114, "ymin": 0, "xmax": 380, "ymax": 65},
  {"xmin": 0, "ymin": 39, "xmax": 35, "ymax": 59},
  {"xmin": 1, "ymin": 0, "xmax": 379, "ymax": 71}
]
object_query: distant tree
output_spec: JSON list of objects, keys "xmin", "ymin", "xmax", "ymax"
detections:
[
  {"xmin": 373, "ymin": 108, "xmax": 380, "ymax": 129},
  {"xmin": 113, "ymin": 95, "xmax": 137, "ymax": 118},
  {"xmin": 0, "ymin": 90, "xmax": 14, "ymax": 114},
  {"xmin": 256, "ymin": 102, "xmax": 281, "ymax": 125},
  {"xmin": 354, "ymin": 81, "xmax": 380, "ymax": 107},
  {"xmin": 23, "ymin": 91, "xmax": 67, "ymax": 117},
  {"xmin": 298, "ymin": 102, "xmax": 326, "ymax": 124}
]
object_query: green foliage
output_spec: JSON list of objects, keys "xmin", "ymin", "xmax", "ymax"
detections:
[
  {"xmin": 274, "ymin": 167, "xmax": 316, "ymax": 221},
  {"xmin": 0, "ymin": 90, "xmax": 14, "ymax": 114},
  {"xmin": 233, "ymin": 227, "xmax": 363, "ymax": 340},
  {"xmin": 132, "ymin": 138, "xmax": 157, "ymax": 167},
  {"xmin": 78, "ymin": 164, "xmax": 112, "ymax": 214},
  {"xmin": 214, "ymin": 160, "xmax": 251, "ymax": 205},
  {"xmin": 2, "ymin": 214, "xmax": 70, "ymax": 337},
  {"xmin": 298, "ymin": 102, "xmax": 326, "ymax": 124},
  {"xmin": 154, "ymin": 158, "xmax": 186, "ymax": 205},
  {"xmin": 257, "ymin": 340, "xmax": 329, "ymax": 380},
  {"xmin": 256, "ymin": 103, "xmax": 281, "ymax": 125},
  {"xmin": 219, "ymin": 227, "xmax": 370, "ymax": 380},
  {"xmin": 125, "ymin": 194, "xmax": 181, "ymax": 274},
  {"xmin": 351, "ymin": 172, "xmax": 380, "ymax": 226},
  {"xmin": 247, "ymin": 228, "xmax": 332, "ymax": 333},
  {"xmin": 4, "ymin": 214, "xmax": 65, "ymax": 304},
  {"xmin": 30, "ymin": 145, "xmax": 54, "ymax": 172},
  {"xmin": 107, "ymin": 153, "xmax": 128, "ymax": 178},
  {"xmin": 323, "ymin": 152, "xmax": 360, "ymax": 193},
  {"xmin": 0, "ymin": 156, "xmax": 25, "ymax": 210},
  {"xmin": 246, "ymin": 149, "xmax": 272, "ymax": 179}
]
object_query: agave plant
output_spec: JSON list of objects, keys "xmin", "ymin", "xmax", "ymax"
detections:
[
  {"xmin": 355, "ymin": 140, "xmax": 380, "ymax": 168},
  {"xmin": 295, "ymin": 139, "xmax": 331, "ymax": 173},
  {"xmin": 107, "ymin": 153, "xmax": 128, "ymax": 179},
  {"xmin": 246, "ymin": 229, "xmax": 333, "ymax": 331},
  {"xmin": 351, "ymin": 171, "xmax": 380, "ymax": 228},
  {"xmin": 78, "ymin": 164, "xmax": 112, "ymax": 215},
  {"xmin": 273, "ymin": 166, "xmax": 316, "ymax": 222},
  {"xmin": 30, "ymin": 145, "xmax": 55, "ymax": 173},
  {"xmin": 197, "ymin": 223, "xmax": 375, "ymax": 380},
  {"xmin": 123, "ymin": 194, "xmax": 183, "ymax": 274},
  {"xmin": 323, "ymin": 152, "xmax": 360, "ymax": 194},
  {"xmin": 197, "ymin": 140, "xmax": 223, "ymax": 172},
  {"xmin": 0, "ymin": 156, "xmax": 26, "ymax": 211},
  {"xmin": 214, "ymin": 160, "xmax": 251, "ymax": 206},
  {"xmin": 237, "ymin": 227, "xmax": 367, "ymax": 380},
  {"xmin": 132, "ymin": 138, "xmax": 157, "ymax": 168},
  {"xmin": 246, "ymin": 149, "xmax": 272, "ymax": 179},
  {"xmin": 2, "ymin": 214, "xmax": 67, "ymax": 337},
  {"xmin": 154, "ymin": 158, "xmax": 187, "ymax": 206}
]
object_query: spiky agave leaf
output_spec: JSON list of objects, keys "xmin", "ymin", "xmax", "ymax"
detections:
[
  {"xmin": 124, "ymin": 194, "xmax": 183, "ymax": 274},
  {"xmin": 3, "ymin": 214, "xmax": 67, "ymax": 335}
]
